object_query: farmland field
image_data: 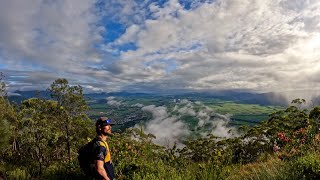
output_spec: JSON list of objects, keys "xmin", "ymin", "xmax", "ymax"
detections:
[{"xmin": 87, "ymin": 96, "xmax": 285, "ymax": 130}]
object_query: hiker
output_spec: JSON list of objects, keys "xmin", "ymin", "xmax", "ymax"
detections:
[{"xmin": 94, "ymin": 117, "xmax": 115, "ymax": 180}]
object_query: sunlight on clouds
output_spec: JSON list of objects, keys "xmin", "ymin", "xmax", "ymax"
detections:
[
  {"xmin": 112, "ymin": 0, "xmax": 320, "ymax": 94},
  {"xmin": 306, "ymin": 34, "xmax": 320, "ymax": 51},
  {"xmin": 0, "ymin": 0, "xmax": 320, "ymax": 97}
]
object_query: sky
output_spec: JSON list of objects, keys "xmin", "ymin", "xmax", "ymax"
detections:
[{"xmin": 1, "ymin": 0, "xmax": 320, "ymax": 96}]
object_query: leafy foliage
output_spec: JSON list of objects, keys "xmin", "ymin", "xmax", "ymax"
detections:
[
  {"xmin": 2, "ymin": 78, "xmax": 320, "ymax": 179},
  {"xmin": 289, "ymin": 152, "xmax": 320, "ymax": 179},
  {"xmin": 49, "ymin": 79, "xmax": 93, "ymax": 161},
  {"xmin": 0, "ymin": 73, "xmax": 15, "ymax": 153},
  {"xmin": 1, "ymin": 78, "xmax": 94, "ymax": 178}
]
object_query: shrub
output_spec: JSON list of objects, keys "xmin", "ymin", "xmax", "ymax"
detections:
[
  {"xmin": 289, "ymin": 153, "xmax": 320, "ymax": 179},
  {"xmin": 6, "ymin": 168, "xmax": 31, "ymax": 180},
  {"xmin": 42, "ymin": 160, "xmax": 85, "ymax": 180}
]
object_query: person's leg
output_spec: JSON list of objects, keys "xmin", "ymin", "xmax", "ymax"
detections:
[{"xmin": 105, "ymin": 162, "xmax": 115, "ymax": 180}]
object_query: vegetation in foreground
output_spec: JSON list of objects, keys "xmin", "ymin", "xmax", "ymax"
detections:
[{"xmin": 1, "ymin": 76, "xmax": 320, "ymax": 179}]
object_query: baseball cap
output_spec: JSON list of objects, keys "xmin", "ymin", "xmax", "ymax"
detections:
[{"xmin": 96, "ymin": 117, "xmax": 115, "ymax": 127}]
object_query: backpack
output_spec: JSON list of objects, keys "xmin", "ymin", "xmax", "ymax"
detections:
[{"xmin": 78, "ymin": 138, "xmax": 99, "ymax": 176}]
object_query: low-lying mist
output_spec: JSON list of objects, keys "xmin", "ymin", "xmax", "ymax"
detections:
[{"xmin": 135, "ymin": 99, "xmax": 239, "ymax": 147}]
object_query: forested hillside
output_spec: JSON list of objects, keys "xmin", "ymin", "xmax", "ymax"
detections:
[{"xmin": 1, "ymin": 77, "xmax": 320, "ymax": 179}]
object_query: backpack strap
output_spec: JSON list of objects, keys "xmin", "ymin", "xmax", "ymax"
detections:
[{"xmin": 99, "ymin": 140, "xmax": 108, "ymax": 148}]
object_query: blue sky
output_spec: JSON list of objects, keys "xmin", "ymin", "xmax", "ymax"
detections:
[{"xmin": 0, "ymin": 0, "xmax": 320, "ymax": 100}]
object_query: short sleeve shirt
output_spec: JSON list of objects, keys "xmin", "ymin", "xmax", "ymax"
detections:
[
  {"xmin": 93, "ymin": 137, "xmax": 111, "ymax": 162},
  {"xmin": 93, "ymin": 137, "xmax": 115, "ymax": 180},
  {"xmin": 95, "ymin": 145, "xmax": 107, "ymax": 161}
]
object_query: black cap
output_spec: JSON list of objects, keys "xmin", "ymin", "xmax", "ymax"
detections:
[{"xmin": 96, "ymin": 117, "xmax": 115, "ymax": 127}]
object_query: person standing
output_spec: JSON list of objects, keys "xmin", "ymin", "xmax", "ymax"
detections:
[{"xmin": 94, "ymin": 117, "xmax": 115, "ymax": 180}]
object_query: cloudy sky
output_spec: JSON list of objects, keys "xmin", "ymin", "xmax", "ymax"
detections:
[{"xmin": 1, "ymin": 0, "xmax": 320, "ymax": 94}]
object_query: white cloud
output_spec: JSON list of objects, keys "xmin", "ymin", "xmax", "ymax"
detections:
[
  {"xmin": 0, "ymin": 0, "xmax": 102, "ymax": 68},
  {"xmin": 139, "ymin": 105, "xmax": 190, "ymax": 148},
  {"xmin": 137, "ymin": 100, "xmax": 238, "ymax": 147},
  {"xmin": 101, "ymin": 0, "xmax": 154, "ymax": 26},
  {"xmin": 209, "ymin": 117, "xmax": 237, "ymax": 138},
  {"xmin": 109, "ymin": 0, "xmax": 320, "ymax": 97},
  {"xmin": 114, "ymin": 24, "xmax": 140, "ymax": 45},
  {"xmin": 1, "ymin": 0, "xmax": 320, "ymax": 99},
  {"xmin": 106, "ymin": 96, "xmax": 122, "ymax": 106},
  {"xmin": 0, "ymin": 0, "xmax": 107, "ymax": 89},
  {"xmin": 131, "ymin": 103, "xmax": 144, "ymax": 107}
]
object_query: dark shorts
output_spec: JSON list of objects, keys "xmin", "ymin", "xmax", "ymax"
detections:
[
  {"xmin": 105, "ymin": 162, "xmax": 115, "ymax": 180},
  {"xmin": 94, "ymin": 161, "xmax": 115, "ymax": 180}
]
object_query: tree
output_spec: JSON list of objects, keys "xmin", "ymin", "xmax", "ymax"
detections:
[
  {"xmin": 0, "ymin": 72, "xmax": 6, "ymax": 97},
  {"xmin": 291, "ymin": 98, "xmax": 306, "ymax": 110},
  {"xmin": 49, "ymin": 79, "xmax": 93, "ymax": 161},
  {"xmin": 0, "ymin": 98, "xmax": 13, "ymax": 152},
  {"xmin": 0, "ymin": 73, "xmax": 15, "ymax": 153},
  {"xmin": 16, "ymin": 98, "xmax": 61, "ymax": 174}
]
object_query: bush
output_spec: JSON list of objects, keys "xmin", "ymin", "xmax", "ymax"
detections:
[
  {"xmin": 289, "ymin": 153, "xmax": 320, "ymax": 179},
  {"xmin": 6, "ymin": 168, "xmax": 31, "ymax": 180},
  {"xmin": 42, "ymin": 160, "xmax": 85, "ymax": 180}
]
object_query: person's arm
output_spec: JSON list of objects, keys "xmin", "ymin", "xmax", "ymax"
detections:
[
  {"xmin": 95, "ymin": 160, "xmax": 110, "ymax": 180},
  {"xmin": 94, "ymin": 142, "xmax": 110, "ymax": 180}
]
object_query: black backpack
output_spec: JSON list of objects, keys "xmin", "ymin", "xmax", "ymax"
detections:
[{"xmin": 78, "ymin": 138, "xmax": 99, "ymax": 176}]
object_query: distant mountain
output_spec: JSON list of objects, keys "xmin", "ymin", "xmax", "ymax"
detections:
[
  {"xmin": 8, "ymin": 90, "xmax": 288, "ymax": 106},
  {"xmin": 170, "ymin": 90, "xmax": 288, "ymax": 106},
  {"xmin": 8, "ymin": 90, "xmax": 51, "ymax": 103},
  {"xmin": 85, "ymin": 91, "xmax": 153, "ymax": 99}
]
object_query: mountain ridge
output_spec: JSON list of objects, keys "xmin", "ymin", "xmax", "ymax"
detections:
[{"xmin": 8, "ymin": 89, "xmax": 288, "ymax": 106}]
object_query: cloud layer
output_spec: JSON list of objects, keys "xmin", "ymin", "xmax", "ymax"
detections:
[
  {"xmin": 136, "ymin": 99, "xmax": 238, "ymax": 147},
  {"xmin": 1, "ymin": 0, "xmax": 320, "ymax": 98}
]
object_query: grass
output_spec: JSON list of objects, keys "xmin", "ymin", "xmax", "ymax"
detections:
[
  {"xmin": 227, "ymin": 156, "xmax": 288, "ymax": 180},
  {"xmin": 131, "ymin": 160, "xmax": 231, "ymax": 180},
  {"xmin": 208, "ymin": 103, "xmax": 282, "ymax": 115}
]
